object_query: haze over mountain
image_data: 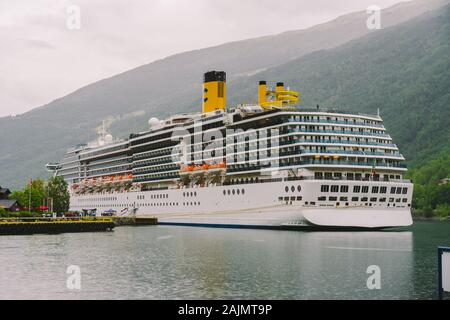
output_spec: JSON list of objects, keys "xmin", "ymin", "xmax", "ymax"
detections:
[{"xmin": 1, "ymin": 0, "xmax": 449, "ymax": 188}]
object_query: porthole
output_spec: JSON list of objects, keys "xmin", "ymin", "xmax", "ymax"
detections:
[
  {"xmin": 232, "ymin": 189, "xmax": 235, "ymax": 195},
  {"xmin": 297, "ymin": 186, "xmax": 301, "ymax": 192},
  {"xmin": 228, "ymin": 190, "xmax": 231, "ymax": 195},
  {"xmin": 285, "ymin": 186, "xmax": 289, "ymax": 193},
  {"xmin": 242, "ymin": 189, "xmax": 245, "ymax": 195},
  {"xmin": 237, "ymin": 189, "xmax": 240, "ymax": 195},
  {"xmin": 223, "ymin": 190, "xmax": 226, "ymax": 196}
]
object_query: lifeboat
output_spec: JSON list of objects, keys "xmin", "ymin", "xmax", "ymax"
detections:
[
  {"xmin": 193, "ymin": 165, "xmax": 203, "ymax": 172},
  {"xmin": 202, "ymin": 164, "xmax": 210, "ymax": 171}
]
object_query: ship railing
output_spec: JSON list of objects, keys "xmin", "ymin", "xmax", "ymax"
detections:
[
  {"xmin": 278, "ymin": 139, "xmax": 397, "ymax": 148},
  {"xmin": 285, "ymin": 118, "xmax": 384, "ymax": 128},
  {"xmin": 285, "ymin": 128, "xmax": 390, "ymax": 138},
  {"xmin": 227, "ymin": 160, "xmax": 407, "ymax": 173},
  {"xmin": 293, "ymin": 108, "xmax": 382, "ymax": 120},
  {"xmin": 284, "ymin": 176, "xmax": 412, "ymax": 183}
]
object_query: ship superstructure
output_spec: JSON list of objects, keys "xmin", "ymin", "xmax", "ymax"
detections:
[{"xmin": 49, "ymin": 71, "xmax": 413, "ymax": 229}]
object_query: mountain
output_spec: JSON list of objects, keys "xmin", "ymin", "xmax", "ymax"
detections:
[{"xmin": 0, "ymin": 0, "xmax": 448, "ymax": 189}]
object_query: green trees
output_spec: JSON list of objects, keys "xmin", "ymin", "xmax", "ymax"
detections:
[
  {"xmin": 47, "ymin": 176, "xmax": 69, "ymax": 214},
  {"xmin": 9, "ymin": 177, "xmax": 69, "ymax": 214},
  {"xmin": 10, "ymin": 179, "xmax": 46, "ymax": 211},
  {"xmin": 409, "ymin": 155, "xmax": 450, "ymax": 218}
]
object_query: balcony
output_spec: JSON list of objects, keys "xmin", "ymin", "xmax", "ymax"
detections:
[{"xmin": 227, "ymin": 159, "xmax": 407, "ymax": 173}]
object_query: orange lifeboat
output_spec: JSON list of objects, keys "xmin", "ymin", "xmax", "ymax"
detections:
[{"xmin": 202, "ymin": 164, "xmax": 209, "ymax": 171}]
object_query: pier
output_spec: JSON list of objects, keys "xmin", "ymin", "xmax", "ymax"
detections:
[
  {"xmin": 0, "ymin": 218, "xmax": 115, "ymax": 235},
  {"xmin": 113, "ymin": 216, "xmax": 158, "ymax": 226}
]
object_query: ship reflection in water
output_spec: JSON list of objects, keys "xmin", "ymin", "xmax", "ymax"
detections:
[{"xmin": 9, "ymin": 222, "xmax": 448, "ymax": 300}]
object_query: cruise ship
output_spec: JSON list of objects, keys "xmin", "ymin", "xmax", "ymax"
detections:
[{"xmin": 48, "ymin": 71, "xmax": 413, "ymax": 229}]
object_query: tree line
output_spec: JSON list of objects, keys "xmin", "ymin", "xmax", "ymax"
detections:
[
  {"xmin": 409, "ymin": 155, "xmax": 450, "ymax": 218},
  {"xmin": 5, "ymin": 176, "xmax": 70, "ymax": 215}
]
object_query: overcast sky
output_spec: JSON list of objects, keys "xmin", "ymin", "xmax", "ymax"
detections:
[{"xmin": 0, "ymin": 0, "xmax": 406, "ymax": 117}]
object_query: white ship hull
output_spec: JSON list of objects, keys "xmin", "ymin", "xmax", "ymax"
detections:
[{"xmin": 70, "ymin": 179, "xmax": 413, "ymax": 229}]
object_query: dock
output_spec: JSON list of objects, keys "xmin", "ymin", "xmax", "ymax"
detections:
[
  {"xmin": 0, "ymin": 218, "xmax": 115, "ymax": 236},
  {"xmin": 113, "ymin": 217, "xmax": 158, "ymax": 226}
]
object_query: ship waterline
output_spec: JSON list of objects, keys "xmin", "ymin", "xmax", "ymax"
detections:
[{"xmin": 49, "ymin": 71, "xmax": 413, "ymax": 229}]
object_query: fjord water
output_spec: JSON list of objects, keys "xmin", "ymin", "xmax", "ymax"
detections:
[{"xmin": 0, "ymin": 221, "xmax": 448, "ymax": 300}]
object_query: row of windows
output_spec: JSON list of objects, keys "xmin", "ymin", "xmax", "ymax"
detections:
[
  {"xmin": 183, "ymin": 192, "xmax": 197, "ymax": 197},
  {"xmin": 279, "ymin": 196, "xmax": 303, "ymax": 202},
  {"xmin": 80, "ymin": 145, "xmax": 128, "ymax": 160},
  {"xmin": 285, "ymin": 186, "xmax": 302, "ymax": 193},
  {"xmin": 73, "ymin": 202, "xmax": 202, "ymax": 209},
  {"xmin": 133, "ymin": 148, "xmax": 175, "ymax": 161},
  {"xmin": 137, "ymin": 194, "xmax": 169, "ymax": 200},
  {"xmin": 223, "ymin": 189, "xmax": 246, "ymax": 196},
  {"xmin": 315, "ymin": 172, "xmax": 402, "ymax": 180},
  {"xmin": 133, "ymin": 164, "xmax": 179, "ymax": 175},
  {"xmin": 318, "ymin": 196, "xmax": 409, "ymax": 203},
  {"xmin": 78, "ymin": 197, "xmax": 118, "ymax": 203},
  {"xmin": 138, "ymin": 202, "xmax": 200, "ymax": 207},
  {"xmin": 320, "ymin": 185, "xmax": 408, "ymax": 195}
]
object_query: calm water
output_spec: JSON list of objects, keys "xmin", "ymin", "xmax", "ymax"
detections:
[{"xmin": 0, "ymin": 221, "xmax": 449, "ymax": 300}]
